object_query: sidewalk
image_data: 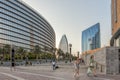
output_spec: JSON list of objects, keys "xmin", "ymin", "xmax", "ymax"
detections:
[
  {"xmin": 0, "ymin": 62, "xmax": 120, "ymax": 80},
  {"xmin": 16, "ymin": 62, "xmax": 120, "ymax": 80},
  {"xmin": 79, "ymin": 65, "xmax": 120, "ymax": 80}
]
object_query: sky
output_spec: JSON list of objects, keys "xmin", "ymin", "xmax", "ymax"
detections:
[{"xmin": 22, "ymin": 0, "xmax": 111, "ymax": 55}]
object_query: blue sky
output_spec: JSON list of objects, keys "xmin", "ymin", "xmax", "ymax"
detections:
[{"xmin": 22, "ymin": 0, "xmax": 111, "ymax": 55}]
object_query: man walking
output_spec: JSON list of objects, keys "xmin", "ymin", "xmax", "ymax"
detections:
[{"xmin": 52, "ymin": 60, "xmax": 56, "ymax": 70}]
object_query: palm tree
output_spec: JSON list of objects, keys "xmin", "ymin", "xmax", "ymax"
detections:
[
  {"xmin": 33, "ymin": 45, "xmax": 41, "ymax": 61},
  {"xmin": 3, "ymin": 44, "xmax": 11, "ymax": 60},
  {"xmin": 2, "ymin": 48, "xmax": 5, "ymax": 61},
  {"xmin": 50, "ymin": 47, "xmax": 54, "ymax": 54},
  {"xmin": 16, "ymin": 47, "xmax": 24, "ymax": 60},
  {"xmin": 57, "ymin": 49, "xmax": 64, "ymax": 59},
  {"xmin": 44, "ymin": 45, "xmax": 48, "ymax": 62},
  {"xmin": 0, "ymin": 48, "xmax": 3, "ymax": 64},
  {"xmin": 65, "ymin": 52, "xmax": 69, "ymax": 59},
  {"xmin": 0, "ymin": 48, "xmax": 3, "ymax": 57},
  {"xmin": 4, "ymin": 44, "xmax": 11, "ymax": 54},
  {"xmin": 24, "ymin": 51, "xmax": 29, "ymax": 65},
  {"xmin": 0, "ymin": 48, "xmax": 2, "ymax": 54},
  {"xmin": 50, "ymin": 47, "xmax": 57, "ymax": 59}
]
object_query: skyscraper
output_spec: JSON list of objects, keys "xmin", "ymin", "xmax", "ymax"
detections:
[
  {"xmin": 82, "ymin": 23, "xmax": 101, "ymax": 52},
  {"xmin": 59, "ymin": 35, "xmax": 68, "ymax": 54}
]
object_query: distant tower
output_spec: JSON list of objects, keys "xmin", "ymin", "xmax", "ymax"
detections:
[
  {"xmin": 59, "ymin": 35, "xmax": 68, "ymax": 54},
  {"xmin": 82, "ymin": 23, "xmax": 101, "ymax": 52}
]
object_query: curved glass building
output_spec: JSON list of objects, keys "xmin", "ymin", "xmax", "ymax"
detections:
[
  {"xmin": 82, "ymin": 23, "xmax": 101, "ymax": 52},
  {"xmin": 0, "ymin": 0, "xmax": 55, "ymax": 51},
  {"xmin": 59, "ymin": 35, "xmax": 68, "ymax": 54}
]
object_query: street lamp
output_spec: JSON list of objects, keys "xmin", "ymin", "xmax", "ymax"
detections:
[
  {"xmin": 77, "ymin": 51, "xmax": 79, "ymax": 58},
  {"xmin": 51, "ymin": 47, "xmax": 56, "ymax": 60},
  {"xmin": 69, "ymin": 43, "xmax": 72, "ymax": 62}
]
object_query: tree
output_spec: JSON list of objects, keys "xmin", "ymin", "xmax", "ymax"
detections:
[
  {"xmin": 65, "ymin": 52, "xmax": 70, "ymax": 59},
  {"xmin": 2, "ymin": 48, "xmax": 5, "ymax": 61},
  {"xmin": 57, "ymin": 49, "xmax": 64, "ymax": 59},
  {"xmin": 3, "ymin": 44, "xmax": 11, "ymax": 54},
  {"xmin": 33, "ymin": 45, "xmax": 41, "ymax": 61},
  {"xmin": 3, "ymin": 44, "xmax": 11, "ymax": 61},
  {"xmin": 16, "ymin": 47, "xmax": 24, "ymax": 60},
  {"xmin": 0, "ymin": 48, "xmax": 2, "ymax": 55},
  {"xmin": 44, "ymin": 45, "xmax": 48, "ymax": 62},
  {"xmin": 50, "ymin": 47, "xmax": 57, "ymax": 59},
  {"xmin": 0, "ymin": 48, "xmax": 3, "ymax": 64}
]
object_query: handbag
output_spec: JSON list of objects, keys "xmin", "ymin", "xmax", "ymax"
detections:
[
  {"xmin": 89, "ymin": 62, "xmax": 94, "ymax": 68},
  {"xmin": 90, "ymin": 63, "xmax": 93, "ymax": 67},
  {"xmin": 87, "ymin": 67, "xmax": 92, "ymax": 74}
]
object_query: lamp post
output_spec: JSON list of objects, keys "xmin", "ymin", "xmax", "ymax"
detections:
[
  {"xmin": 69, "ymin": 43, "xmax": 72, "ymax": 62},
  {"xmin": 85, "ymin": 51, "xmax": 87, "ymax": 65},
  {"xmin": 11, "ymin": 45, "xmax": 15, "ymax": 71},
  {"xmin": 52, "ymin": 48, "xmax": 56, "ymax": 60},
  {"xmin": 77, "ymin": 51, "xmax": 79, "ymax": 58}
]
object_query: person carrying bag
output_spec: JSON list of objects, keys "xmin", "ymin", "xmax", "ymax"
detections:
[{"xmin": 87, "ymin": 55, "xmax": 97, "ymax": 77}]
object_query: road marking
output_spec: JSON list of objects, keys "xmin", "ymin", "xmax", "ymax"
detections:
[
  {"xmin": 19, "ymin": 71, "xmax": 66, "ymax": 80},
  {"xmin": 0, "ymin": 72, "xmax": 26, "ymax": 80}
]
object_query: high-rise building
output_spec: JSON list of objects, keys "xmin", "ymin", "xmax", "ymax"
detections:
[
  {"xmin": 110, "ymin": 0, "xmax": 120, "ymax": 47},
  {"xmin": 59, "ymin": 35, "xmax": 68, "ymax": 54},
  {"xmin": 0, "ymin": 0, "xmax": 55, "ymax": 52},
  {"xmin": 82, "ymin": 23, "xmax": 101, "ymax": 52}
]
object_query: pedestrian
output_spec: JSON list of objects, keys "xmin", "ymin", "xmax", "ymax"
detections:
[
  {"xmin": 79, "ymin": 58, "xmax": 82, "ymax": 64},
  {"xmin": 74, "ymin": 58, "xmax": 80, "ymax": 77},
  {"xmin": 52, "ymin": 60, "xmax": 56, "ymax": 70},
  {"xmin": 11, "ymin": 60, "xmax": 15, "ymax": 71},
  {"xmin": 87, "ymin": 55, "xmax": 97, "ymax": 77},
  {"xmin": 11, "ymin": 48, "xmax": 16, "ymax": 71},
  {"xmin": 81, "ymin": 58, "xmax": 85, "ymax": 65}
]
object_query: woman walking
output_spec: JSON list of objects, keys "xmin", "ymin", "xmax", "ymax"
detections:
[
  {"xmin": 74, "ymin": 58, "xmax": 80, "ymax": 77},
  {"xmin": 87, "ymin": 55, "xmax": 97, "ymax": 77}
]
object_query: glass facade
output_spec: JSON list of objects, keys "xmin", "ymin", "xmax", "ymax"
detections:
[
  {"xmin": 59, "ymin": 35, "xmax": 68, "ymax": 54},
  {"xmin": 82, "ymin": 23, "xmax": 101, "ymax": 52},
  {"xmin": 0, "ymin": 0, "xmax": 55, "ymax": 51}
]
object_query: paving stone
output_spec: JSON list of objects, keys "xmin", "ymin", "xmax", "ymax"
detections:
[{"xmin": 0, "ymin": 62, "xmax": 119, "ymax": 80}]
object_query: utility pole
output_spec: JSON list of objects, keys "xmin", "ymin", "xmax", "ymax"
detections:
[{"xmin": 77, "ymin": 51, "xmax": 79, "ymax": 58}]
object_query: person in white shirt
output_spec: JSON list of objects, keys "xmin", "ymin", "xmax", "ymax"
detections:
[
  {"xmin": 52, "ymin": 60, "xmax": 56, "ymax": 70},
  {"xmin": 74, "ymin": 58, "xmax": 80, "ymax": 77}
]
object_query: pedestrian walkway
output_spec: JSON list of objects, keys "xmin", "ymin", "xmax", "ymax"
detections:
[{"xmin": 0, "ymin": 62, "xmax": 119, "ymax": 80}]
